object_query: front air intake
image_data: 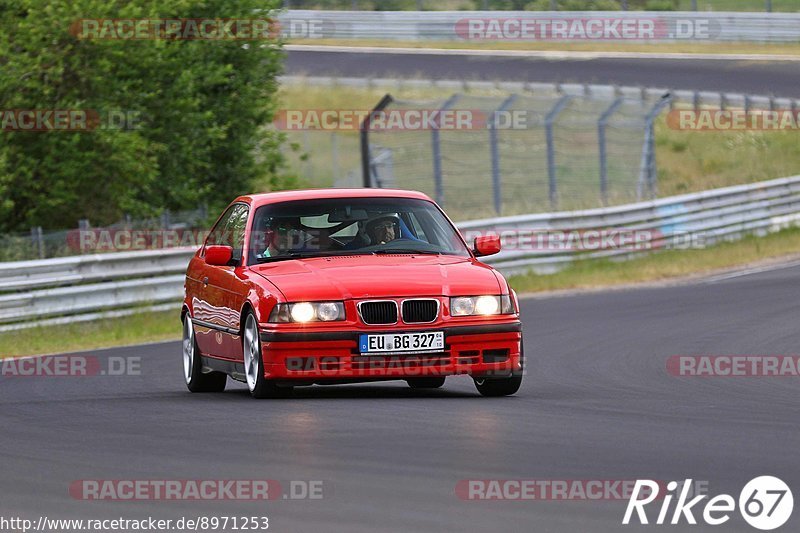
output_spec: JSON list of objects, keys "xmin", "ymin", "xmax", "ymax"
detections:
[
  {"xmin": 401, "ymin": 299, "xmax": 438, "ymax": 323},
  {"xmin": 358, "ymin": 301, "xmax": 398, "ymax": 325}
]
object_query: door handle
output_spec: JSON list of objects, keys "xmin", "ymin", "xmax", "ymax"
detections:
[{"xmin": 202, "ymin": 277, "xmax": 209, "ymax": 286}]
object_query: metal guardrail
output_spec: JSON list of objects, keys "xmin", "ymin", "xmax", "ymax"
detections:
[
  {"xmin": 0, "ymin": 248, "xmax": 194, "ymax": 292},
  {"xmin": 462, "ymin": 173, "xmax": 800, "ymax": 274},
  {"xmin": 2, "ymin": 175, "xmax": 800, "ymax": 331},
  {"xmin": 280, "ymin": 10, "xmax": 800, "ymax": 43}
]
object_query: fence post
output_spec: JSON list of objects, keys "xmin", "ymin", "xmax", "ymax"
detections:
[
  {"xmin": 766, "ymin": 0, "xmax": 772, "ymax": 12},
  {"xmin": 360, "ymin": 94, "xmax": 394, "ymax": 188},
  {"xmin": 30, "ymin": 226, "xmax": 45, "ymax": 259},
  {"xmin": 692, "ymin": 0, "xmax": 697, "ymax": 10},
  {"xmin": 545, "ymin": 94, "xmax": 572, "ymax": 210},
  {"xmin": 332, "ymin": 132, "xmax": 340, "ymax": 183},
  {"xmin": 598, "ymin": 96, "xmax": 625, "ymax": 206},
  {"xmin": 489, "ymin": 94, "xmax": 518, "ymax": 216},
  {"xmin": 638, "ymin": 95, "xmax": 672, "ymax": 200},
  {"xmin": 431, "ymin": 94, "xmax": 460, "ymax": 207},
  {"xmin": 302, "ymin": 130, "xmax": 311, "ymax": 179}
]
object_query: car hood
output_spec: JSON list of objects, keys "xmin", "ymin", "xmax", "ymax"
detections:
[{"xmin": 250, "ymin": 254, "xmax": 501, "ymax": 301}]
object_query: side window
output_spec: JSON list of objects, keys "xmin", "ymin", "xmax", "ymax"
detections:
[
  {"xmin": 225, "ymin": 204, "xmax": 249, "ymax": 263},
  {"xmin": 206, "ymin": 205, "xmax": 238, "ymax": 247},
  {"xmin": 205, "ymin": 204, "xmax": 249, "ymax": 264}
]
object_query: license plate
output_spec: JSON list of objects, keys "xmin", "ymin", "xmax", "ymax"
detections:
[{"xmin": 359, "ymin": 331, "xmax": 444, "ymax": 355}]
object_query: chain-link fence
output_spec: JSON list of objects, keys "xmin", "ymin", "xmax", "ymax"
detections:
[
  {"xmin": 278, "ymin": 77, "xmax": 799, "ymax": 221},
  {"xmin": 360, "ymin": 87, "xmax": 670, "ymax": 220},
  {"xmin": 0, "ymin": 206, "xmax": 211, "ymax": 262},
  {"xmin": 281, "ymin": 1, "xmax": 798, "ymax": 13}
]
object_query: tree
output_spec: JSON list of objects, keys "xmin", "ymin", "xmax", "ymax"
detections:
[{"xmin": 0, "ymin": 0, "xmax": 288, "ymax": 231}]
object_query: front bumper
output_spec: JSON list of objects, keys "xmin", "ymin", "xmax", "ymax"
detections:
[{"xmin": 260, "ymin": 322, "xmax": 522, "ymax": 382}]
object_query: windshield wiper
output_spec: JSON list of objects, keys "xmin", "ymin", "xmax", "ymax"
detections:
[
  {"xmin": 256, "ymin": 251, "xmax": 375, "ymax": 263},
  {"xmin": 257, "ymin": 252, "xmax": 326, "ymax": 263},
  {"xmin": 373, "ymin": 249, "xmax": 441, "ymax": 255}
]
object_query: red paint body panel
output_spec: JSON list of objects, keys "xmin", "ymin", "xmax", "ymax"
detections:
[{"xmin": 183, "ymin": 189, "xmax": 522, "ymax": 383}]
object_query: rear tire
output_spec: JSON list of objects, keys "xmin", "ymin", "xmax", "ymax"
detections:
[
  {"xmin": 406, "ymin": 377, "xmax": 446, "ymax": 389},
  {"xmin": 183, "ymin": 314, "xmax": 227, "ymax": 393},
  {"xmin": 243, "ymin": 312, "xmax": 293, "ymax": 399},
  {"xmin": 473, "ymin": 375, "xmax": 522, "ymax": 397}
]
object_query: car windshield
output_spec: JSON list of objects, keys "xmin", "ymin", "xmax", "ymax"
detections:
[{"xmin": 248, "ymin": 197, "xmax": 470, "ymax": 264}]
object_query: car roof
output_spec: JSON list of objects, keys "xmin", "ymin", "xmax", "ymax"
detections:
[{"xmin": 235, "ymin": 188, "xmax": 434, "ymax": 208}]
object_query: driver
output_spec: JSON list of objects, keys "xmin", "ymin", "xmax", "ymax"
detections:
[
  {"xmin": 365, "ymin": 215, "xmax": 400, "ymax": 245},
  {"xmin": 262, "ymin": 219, "xmax": 300, "ymax": 258}
]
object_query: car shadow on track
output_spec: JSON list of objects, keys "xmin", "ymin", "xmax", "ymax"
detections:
[{"xmin": 218, "ymin": 380, "xmax": 490, "ymax": 400}]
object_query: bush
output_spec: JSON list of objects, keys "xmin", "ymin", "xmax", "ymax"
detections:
[{"xmin": 0, "ymin": 0, "xmax": 289, "ymax": 232}]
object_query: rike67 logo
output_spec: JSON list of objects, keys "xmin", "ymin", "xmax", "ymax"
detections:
[{"xmin": 623, "ymin": 477, "xmax": 793, "ymax": 530}]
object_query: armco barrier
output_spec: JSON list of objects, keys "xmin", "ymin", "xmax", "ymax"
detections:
[
  {"xmin": 279, "ymin": 10, "xmax": 800, "ymax": 44},
  {"xmin": 1, "ymin": 174, "xmax": 800, "ymax": 331}
]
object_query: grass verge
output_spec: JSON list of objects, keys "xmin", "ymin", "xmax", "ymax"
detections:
[
  {"xmin": 288, "ymin": 39, "xmax": 800, "ymax": 57},
  {"xmin": 3, "ymin": 227, "xmax": 800, "ymax": 357},
  {"xmin": 508, "ymin": 226, "xmax": 800, "ymax": 292},
  {"xmin": 0, "ymin": 310, "xmax": 180, "ymax": 358}
]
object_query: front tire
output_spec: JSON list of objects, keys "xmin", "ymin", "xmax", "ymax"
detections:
[
  {"xmin": 406, "ymin": 377, "xmax": 446, "ymax": 389},
  {"xmin": 183, "ymin": 314, "xmax": 226, "ymax": 393},
  {"xmin": 473, "ymin": 375, "xmax": 522, "ymax": 397},
  {"xmin": 242, "ymin": 313, "xmax": 292, "ymax": 399}
]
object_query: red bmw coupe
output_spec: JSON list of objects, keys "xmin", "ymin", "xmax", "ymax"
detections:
[{"xmin": 182, "ymin": 189, "xmax": 523, "ymax": 398}]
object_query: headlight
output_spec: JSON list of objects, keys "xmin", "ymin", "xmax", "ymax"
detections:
[
  {"xmin": 269, "ymin": 302, "xmax": 345, "ymax": 323},
  {"xmin": 450, "ymin": 295, "xmax": 514, "ymax": 316},
  {"xmin": 290, "ymin": 302, "xmax": 315, "ymax": 323}
]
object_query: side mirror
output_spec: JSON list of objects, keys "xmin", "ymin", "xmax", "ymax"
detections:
[
  {"xmin": 205, "ymin": 245, "xmax": 233, "ymax": 266},
  {"xmin": 473, "ymin": 235, "xmax": 501, "ymax": 257}
]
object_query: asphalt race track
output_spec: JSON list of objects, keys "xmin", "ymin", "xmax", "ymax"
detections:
[
  {"xmin": 2, "ymin": 263, "xmax": 798, "ymax": 532},
  {"xmin": 286, "ymin": 49, "xmax": 800, "ymax": 98}
]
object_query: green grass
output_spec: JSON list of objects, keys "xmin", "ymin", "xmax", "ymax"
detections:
[
  {"xmin": 289, "ymin": 39, "xmax": 800, "ymax": 56},
  {"xmin": 0, "ymin": 310, "xmax": 180, "ymax": 358},
  {"xmin": 508, "ymin": 226, "xmax": 800, "ymax": 293},
  {"xmin": 657, "ymin": 114, "xmax": 800, "ymax": 196},
  {"xmin": 677, "ymin": 0, "xmax": 798, "ymax": 11}
]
